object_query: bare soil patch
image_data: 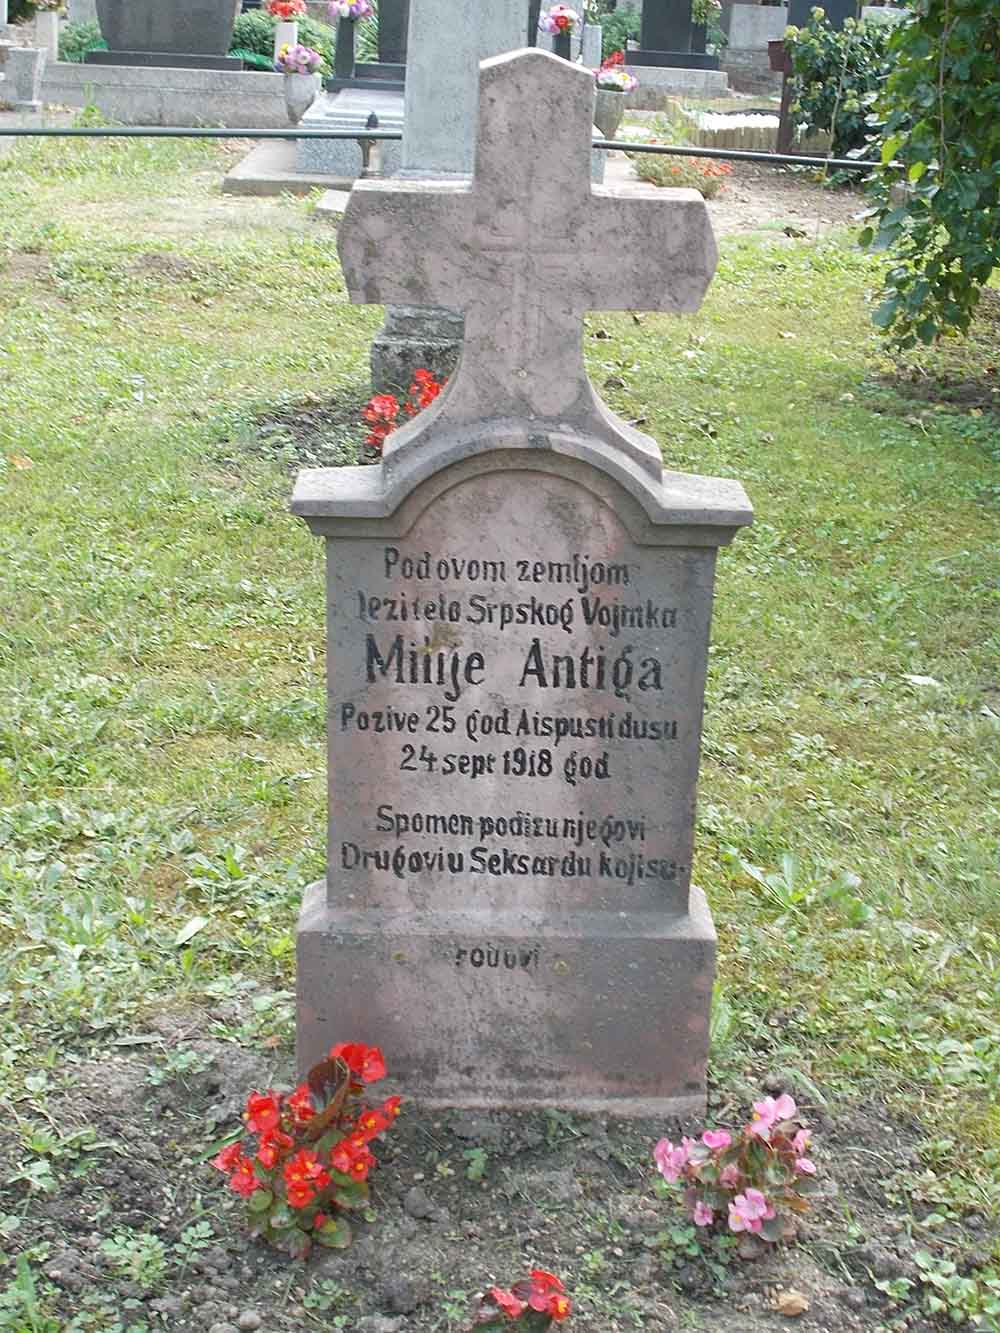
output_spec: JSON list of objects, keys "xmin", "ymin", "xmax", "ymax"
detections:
[
  {"xmin": 1, "ymin": 1028, "xmax": 986, "ymax": 1331},
  {"xmin": 876, "ymin": 288, "xmax": 1000, "ymax": 416}
]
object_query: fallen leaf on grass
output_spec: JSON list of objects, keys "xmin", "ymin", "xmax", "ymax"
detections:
[
  {"xmin": 774, "ymin": 1289, "xmax": 810, "ymax": 1317},
  {"xmin": 175, "ymin": 916, "xmax": 209, "ymax": 946},
  {"xmin": 902, "ymin": 673, "xmax": 942, "ymax": 689},
  {"xmin": 9, "ymin": 455, "xmax": 34, "ymax": 469}
]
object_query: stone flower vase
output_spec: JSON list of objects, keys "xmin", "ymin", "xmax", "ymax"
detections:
[
  {"xmin": 94, "ymin": 0, "xmax": 239, "ymax": 56},
  {"xmin": 594, "ymin": 89, "xmax": 627, "ymax": 140},
  {"xmin": 6, "ymin": 46, "xmax": 47, "ymax": 112},
  {"xmin": 283, "ymin": 69, "xmax": 319, "ymax": 123},
  {"xmin": 273, "ymin": 18, "xmax": 297, "ymax": 61}
]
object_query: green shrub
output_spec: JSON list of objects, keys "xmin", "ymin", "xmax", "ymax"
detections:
[
  {"xmin": 862, "ymin": 0, "xmax": 1000, "ymax": 346},
  {"xmin": 599, "ymin": 10, "xmax": 641, "ymax": 60},
  {"xmin": 229, "ymin": 9, "xmax": 337, "ymax": 73},
  {"xmin": 59, "ymin": 20, "xmax": 106, "ymax": 63},
  {"xmin": 785, "ymin": 8, "xmax": 892, "ymax": 158}
]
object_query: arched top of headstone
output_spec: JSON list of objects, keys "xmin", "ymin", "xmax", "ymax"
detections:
[{"xmin": 296, "ymin": 48, "xmax": 749, "ymax": 534}]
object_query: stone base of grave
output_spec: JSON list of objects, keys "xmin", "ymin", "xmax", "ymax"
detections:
[
  {"xmin": 624, "ymin": 62, "xmax": 729, "ymax": 108},
  {"xmin": 721, "ymin": 49, "xmax": 783, "ymax": 96},
  {"xmin": 629, "ymin": 47, "xmax": 719, "ymax": 70},
  {"xmin": 40, "ymin": 61, "xmax": 288, "ymax": 127},
  {"xmin": 296, "ymin": 86, "xmax": 403, "ymax": 178},
  {"xmin": 296, "ymin": 879, "xmax": 715, "ymax": 1115},
  {"xmin": 85, "ymin": 50, "xmax": 243, "ymax": 71},
  {"xmin": 370, "ymin": 304, "xmax": 464, "ymax": 395}
]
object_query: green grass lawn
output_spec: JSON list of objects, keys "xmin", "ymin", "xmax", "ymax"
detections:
[{"xmin": 1, "ymin": 135, "xmax": 998, "ymax": 1229}]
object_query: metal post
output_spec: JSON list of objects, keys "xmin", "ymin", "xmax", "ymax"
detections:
[{"xmin": 528, "ymin": 0, "xmax": 541, "ymax": 45}]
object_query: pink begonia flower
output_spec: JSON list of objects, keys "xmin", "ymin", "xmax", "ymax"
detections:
[
  {"xmin": 792, "ymin": 1128, "xmax": 812, "ymax": 1154},
  {"xmin": 719, "ymin": 1162, "xmax": 741, "ymax": 1188},
  {"xmin": 728, "ymin": 1188, "xmax": 775, "ymax": 1234},
  {"xmin": 702, "ymin": 1129, "xmax": 732, "ymax": 1151},
  {"xmin": 749, "ymin": 1093, "xmax": 797, "ymax": 1137},
  {"xmin": 692, "ymin": 1200, "xmax": 714, "ymax": 1227},
  {"xmin": 795, "ymin": 1157, "xmax": 816, "ymax": 1175},
  {"xmin": 653, "ymin": 1137, "xmax": 691, "ymax": 1184}
]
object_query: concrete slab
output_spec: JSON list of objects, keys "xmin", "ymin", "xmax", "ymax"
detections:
[
  {"xmin": 315, "ymin": 187, "xmax": 352, "ymax": 217},
  {"xmin": 41, "ymin": 60, "xmax": 290, "ymax": 127},
  {"xmin": 626, "ymin": 62, "xmax": 729, "ymax": 109},
  {"xmin": 222, "ymin": 137, "xmax": 354, "ymax": 196},
  {"xmin": 296, "ymin": 86, "xmax": 404, "ymax": 177}
]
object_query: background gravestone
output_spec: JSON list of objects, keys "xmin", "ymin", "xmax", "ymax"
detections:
[
  {"xmin": 369, "ymin": 0, "xmax": 528, "ymax": 392},
  {"xmin": 788, "ymin": 0, "xmax": 861, "ymax": 28},
  {"xmin": 88, "ymin": 0, "xmax": 242, "ymax": 69},
  {"xmin": 293, "ymin": 49, "xmax": 752, "ymax": 1113},
  {"xmin": 631, "ymin": 0, "xmax": 719, "ymax": 69}
]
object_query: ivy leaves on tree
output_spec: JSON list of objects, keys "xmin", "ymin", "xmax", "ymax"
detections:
[{"xmin": 861, "ymin": 0, "xmax": 1000, "ymax": 347}]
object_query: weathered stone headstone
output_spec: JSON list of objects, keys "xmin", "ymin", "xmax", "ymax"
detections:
[{"xmin": 293, "ymin": 48, "xmax": 752, "ymax": 1113}]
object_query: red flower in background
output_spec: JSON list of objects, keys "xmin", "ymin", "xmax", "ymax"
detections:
[{"xmin": 361, "ymin": 369, "xmax": 446, "ymax": 452}]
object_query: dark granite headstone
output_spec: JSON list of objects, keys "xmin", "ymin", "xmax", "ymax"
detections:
[
  {"xmin": 788, "ymin": 0, "xmax": 862, "ymax": 29},
  {"xmin": 631, "ymin": 0, "xmax": 719, "ymax": 70},
  {"xmin": 378, "ymin": 0, "xmax": 410, "ymax": 66},
  {"xmin": 93, "ymin": 0, "xmax": 239, "ymax": 57},
  {"xmin": 329, "ymin": 0, "xmax": 407, "ymax": 92}
]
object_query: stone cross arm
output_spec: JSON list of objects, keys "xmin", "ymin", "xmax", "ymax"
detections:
[
  {"xmin": 342, "ymin": 179, "xmax": 715, "ymax": 318},
  {"xmin": 337, "ymin": 48, "xmax": 719, "ymax": 492}
]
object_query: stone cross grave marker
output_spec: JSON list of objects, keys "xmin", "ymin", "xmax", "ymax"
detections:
[{"xmin": 292, "ymin": 48, "xmax": 752, "ymax": 1114}]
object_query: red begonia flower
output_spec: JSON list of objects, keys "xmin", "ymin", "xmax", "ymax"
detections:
[
  {"xmin": 329, "ymin": 1042, "xmax": 386, "ymax": 1084},
  {"xmin": 211, "ymin": 1141, "xmax": 245, "ymax": 1174},
  {"xmin": 283, "ymin": 1148, "xmax": 330, "ymax": 1208},
  {"xmin": 229, "ymin": 1158, "xmax": 260, "ymax": 1199},
  {"xmin": 527, "ymin": 1270, "xmax": 566, "ymax": 1312},
  {"xmin": 490, "ymin": 1286, "xmax": 527, "ymax": 1317},
  {"xmin": 286, "ymin": 1180, "xmax": 316, "ymax": 1209},
  {"xmin": 329, "ymin": 1138, "xmax": 356, "ymax": 1175},
  {"xmin": 286, "ymin": 1083, "xmax": 316, "ymax": 1124},
  {"xmin": 244, "ymin": 1091, "xmax": 281, "ymax": 1135},
  {"xmin": 380, "ymin": 1095, "xmax": 402, "ymax": 1120},
  {"xmin": 256, "ymin": 1129, "xmax": 293, "ymax": 1169},
  {"xmin": 549, "ymin": 1293, "xmax": 572, "ymax": 1321},
  {"xmin": 356, "ymin": 1108, "xmax": 391, "ymax": 1141},
  {"xmin": 348, "ymin": 1147, "xmax": 376, "ymax": 1181}
]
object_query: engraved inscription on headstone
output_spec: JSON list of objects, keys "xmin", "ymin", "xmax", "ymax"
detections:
[{"xmin": 292, "ymin": 49, "xmax": 752, "ymax": 1114}]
